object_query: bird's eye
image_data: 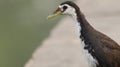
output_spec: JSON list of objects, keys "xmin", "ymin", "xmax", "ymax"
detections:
[{"xmin": 63, "ymin": 6, "xmax": 68, "ymax": 10}]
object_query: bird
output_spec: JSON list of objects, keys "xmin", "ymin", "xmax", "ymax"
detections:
[{"xmin": 47, "ymin": 1, "xmax": 120, "ymax": 67}]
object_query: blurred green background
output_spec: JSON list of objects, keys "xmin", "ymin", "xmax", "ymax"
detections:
[{"xmin": 0, "ymin": 0, "xmax": 73, "ymax": 67}]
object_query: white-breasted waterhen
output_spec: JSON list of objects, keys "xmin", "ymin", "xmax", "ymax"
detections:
[{"xmin": 47, "ymin": 1, "xmax": 120, "ymax": 67}]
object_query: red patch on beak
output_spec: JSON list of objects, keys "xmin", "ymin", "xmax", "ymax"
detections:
[{"xmin": 53, "ymin": 7, "xmax": 61, "ymax": 13}]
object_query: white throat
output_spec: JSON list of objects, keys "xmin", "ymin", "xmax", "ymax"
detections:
[{"xmin": 70, "ymin": 11, "xmax": 81, "ymax": 37}]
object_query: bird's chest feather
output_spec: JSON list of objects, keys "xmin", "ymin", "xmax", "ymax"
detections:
[
  {"xmin": 81, "ymin": 40, "xmax": 98, "ymax": 67},
  {"xmin": 75, "ymin": 22, "xmax": 98, "ymax": 67}
]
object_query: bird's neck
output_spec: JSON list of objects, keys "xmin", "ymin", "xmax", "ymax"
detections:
[
  {"xmin": 71, "ymin": 10, "xmax": 98, "ymax": 67},
  {"xmin": 71, "ymin": 10, "xmax": 94, "ymax": 39}
]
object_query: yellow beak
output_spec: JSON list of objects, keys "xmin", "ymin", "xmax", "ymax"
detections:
[
  {"xmin": 47, "ymin": 11, "xmax": 61, "ymax": 19},
  {"xmin": 47, "ymin": 7, "xmax": 61, "ymax": 19}
]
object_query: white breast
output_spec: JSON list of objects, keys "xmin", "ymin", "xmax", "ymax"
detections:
[
  {"xmin": 76, "ymin": 22, "xmax": 98, "ymax": 67},
  {"xmin": 81, "ymin": 40, "xmax": 98, "ymax": 67}
]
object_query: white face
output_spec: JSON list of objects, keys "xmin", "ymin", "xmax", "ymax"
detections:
[{"xmin": 59, "ymin": 4, "xmax": 76, "ymax": 15}]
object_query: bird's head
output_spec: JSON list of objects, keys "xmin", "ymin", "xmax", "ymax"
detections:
[{"xmin": 47, "ymin": 1, "xmax": 80, "ymax": 19}]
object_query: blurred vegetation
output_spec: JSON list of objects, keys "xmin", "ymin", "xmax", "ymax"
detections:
[{"xmin": 0, "ymin": 0, "xmax": 73, "ymax": 67}]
